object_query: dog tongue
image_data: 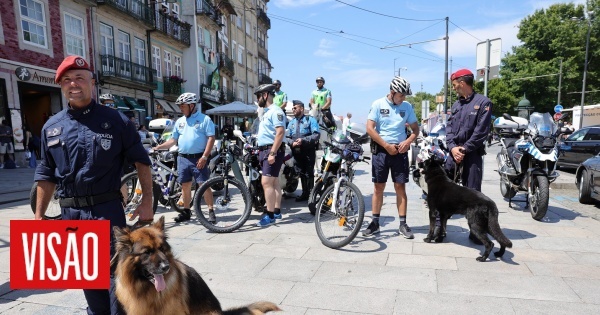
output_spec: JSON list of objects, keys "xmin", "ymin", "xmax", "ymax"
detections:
[{"xmin": 153, "ymin": 274, "xmax": 166, "ymax": 292}]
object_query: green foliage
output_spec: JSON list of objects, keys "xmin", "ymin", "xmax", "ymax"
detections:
[{"xmin": 406, "ymin": 91, "xmax": 437, "ymax": 122}]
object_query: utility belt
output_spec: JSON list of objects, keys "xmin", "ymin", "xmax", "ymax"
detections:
[
  {"xmin": 59, "ymin": 191, "xmax": 121, "ymax": 208},
  {"xmin": 179, "ymin": 152, "xmax": 204, "ymax": 159},
  {"xmin": 370, "ymin": 141, "xmax": 397, "ymax": 155},
  {"xmin": 258, "ymin": 144, "xmax": 284, "ymax": 152}
]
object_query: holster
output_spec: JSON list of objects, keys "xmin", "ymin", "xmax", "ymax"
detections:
[{"xmin": 370, "ymin": 140, "xmax": 379, "ymax": 154}]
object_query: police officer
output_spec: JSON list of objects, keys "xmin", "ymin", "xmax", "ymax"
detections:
[
  {"xmin": 153, "ymin": 92, "xmax": 215, "ymax": 223},
  {"xmin": 309, "ymin": 76, "xmax": 335, "ymax": 128},
  {"xmin": 273, "ymin": 79, "xmax": 287, "ymax": 109},
  {"xmin": 363, "ymin": 76, "xmax": 419, "ymax": 239},
  {"xmin": 285, "ymin": 100, "xmax": 320, "ymax": 202},
  {"xmin": 99, "ymin": 93, "xmax": 117, "ymax": 109},
  {"xmin": 255, "ymin": 84, "xmax": 286, "ymax": 226},
  {"xmin": 446, "ymin": 69, "xmax": 493, "ymax": 192},
  {"xmin": 34, "ymin": 55, "xmax": 154, "ymax": 314}
]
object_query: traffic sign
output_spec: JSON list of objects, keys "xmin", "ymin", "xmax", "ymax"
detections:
[
  {"xmin": 554, "ymin": 104, "xmax": 563, "ymax": 113},
  {"xmin": 554, "ymin": 113, "xmax": 563, "ymax": 121}
]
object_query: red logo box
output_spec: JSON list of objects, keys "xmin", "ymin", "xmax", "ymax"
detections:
[{"xmin": 10, "ymin": 220, "xmax": 110, "ymax": 289}]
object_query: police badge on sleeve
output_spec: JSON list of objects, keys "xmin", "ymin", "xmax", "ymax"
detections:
[
  {"xmin": 277, "ymin": 113, "xmax": 284, "ymax": 122},
  {"xmin": 100, "ymin": 138, "xmax": 111, "ymax": 150}
]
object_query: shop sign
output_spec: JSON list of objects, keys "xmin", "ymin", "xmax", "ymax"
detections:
[
  {"xmin": 201, "ymin": 84, "xmax": 221, "ymax": 102},
  {"xmin": 15, "ymin": 67, "xmax": 58, "ymax": 85}
]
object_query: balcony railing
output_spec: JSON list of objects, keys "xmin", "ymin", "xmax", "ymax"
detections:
[
  {"xmin": 257, "ymin": 9, "xmax": 271, "ymax": 29},
  {"xmin": 218, "ymin": 53, "xmax": 235, "ymax": 77},
  {"xmin": 155, "ymin": 11, "xmax": 191, "ymax": 46},
  {"xmin": 259, "ymin": 73, "xmax": 272, "ymax": 85},
  {"xmin": 99, "ymin": 54, "xmax": 157, "ymax": 88},
  {"xmin": 98, "ymin": 0, "xmax": 155, "ymax": 27},
  {"xmin": 224, "ymin": 88, "xmax": 235, "ymax": 102},
  {"xmin": 163, "ymin": 77, "xmax": 183, "ymax": 98}
]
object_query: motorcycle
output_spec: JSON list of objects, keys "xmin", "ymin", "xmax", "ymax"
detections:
[{"xmin": 496, "ymin": 112, "xmax": 565, "ymax": 221}]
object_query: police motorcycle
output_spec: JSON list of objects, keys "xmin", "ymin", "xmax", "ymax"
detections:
[
  {"xmin": 308, "ymin": 125, "xmax": 369, "ymax": 215},
  {"xmin": 496, "ymin": 112, "xmax": 565, "ymax": 221},
  {"xmin": 411, "ymin": 121, "xmax": 451, "ymax": 194}
]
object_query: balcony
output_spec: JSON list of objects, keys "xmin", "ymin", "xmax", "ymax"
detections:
[
  {"xmin": 163, "ymin": 76, "xmax": 184, "ymax": 101},
  {"xmin": 155, "ymin": 11, "xmax": 191, "ymax": 46},
  {"xmin": 257, "ymin": 9, "xmax": 270, "ymax": 29},
  {"xmin": 215, "ymin": 0, "xmax": 237, "ymax": 15},
  {"xmin": 97, "ymin": 0, "xmax": 155, "ymax": 28},
  {"xmin": 223, "ymin": 88, "xmax": 235, "ymax": 103},
  {"xmin": 259, "ymin": 73, "xmax": 272, "ymax": 85},
  {"xmin": 258, "ymin": 38, "xmax": 268, "ymax": 60},
  {"xmin": 218, "ymin": 53, "xmax": 235, "ymax": 77},
  {"xmin": 195, "ymin": 0, "xmax": 220, "ymax": 27},
  {"xmin": 99, "ymin": 54, "xmax": 157, "ymax": 90}
]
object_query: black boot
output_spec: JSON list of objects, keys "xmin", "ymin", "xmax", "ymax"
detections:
[
  {"xmin": 174, "ymin": 209, "xmax": 191, "ymax": 223},
  {"xmin": 296, "ymin": 177, "xmax": 309, "ymax": 202}
]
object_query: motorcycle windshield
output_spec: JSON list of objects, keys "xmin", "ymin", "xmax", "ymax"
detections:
[{"xmin": 528, "ymin": 112, "xmax": 557, "ymax": 137}]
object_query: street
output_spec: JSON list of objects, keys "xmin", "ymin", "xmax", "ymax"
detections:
[{"xmin": 1, "ymin": 145, "xmax": 600, "ymax": 314}]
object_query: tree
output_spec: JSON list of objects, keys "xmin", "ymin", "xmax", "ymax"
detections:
[{"xmin": 406, "ymin": 91, "xmax": 437, "ymax": 122}]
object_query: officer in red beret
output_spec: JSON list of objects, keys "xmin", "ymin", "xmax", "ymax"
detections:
[
  {"xmin": 444, "ymin": 69, "xmax": 493, "ymax": 240},
  {"xmin": 35, "ymin": 56, "xmax": 154, "ymax": 314}
]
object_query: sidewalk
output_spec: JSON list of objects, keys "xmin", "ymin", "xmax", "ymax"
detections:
[
  {"xmin": 0, "ymin": 145, "xmax": 599, "ymax": 314},
  {"xmin": 0, "ymin": 167, "xmax": 35, "ymax": 205}
]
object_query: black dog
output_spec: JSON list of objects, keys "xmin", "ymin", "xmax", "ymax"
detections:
[{"xmin": 421, "ymin": 157, "xmax": 512, "ymax": 262}]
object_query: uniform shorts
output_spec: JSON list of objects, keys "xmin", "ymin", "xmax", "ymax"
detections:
[
  {"xmin": 178, "ymin": 156, "xmax": 210, "ymax": 183},
  {"xmin": 371, "ymin": 151, "xmax": 409, "ymax": 183},
  {"xmin": 0, "ymin": 142, "xmax": 14, "ymax": 154},
  {"xmin": 259, "ymin": 149, "xmax": 284, "ymax": 177}
]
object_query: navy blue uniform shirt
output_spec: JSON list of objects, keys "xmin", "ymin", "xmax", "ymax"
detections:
[
  {"xmin": 446, "ymin": 92, "xmax": 493, "ymax": 154},
  {"xmin": 34, "ymin": 100, "xmax": 151, "ymax": 198}
]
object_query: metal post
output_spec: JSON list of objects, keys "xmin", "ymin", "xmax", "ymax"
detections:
[
  {"xmin": 484, "ymin": 39, "xmax": 490, "ymax": 97},
  {"xmin": 557, "ymin": 58, "xmax": 563, "ymax": 105},
  {"xmin": 443, "ymin": 17, "xmax": 449, "ymax": 115},
  {"xmin": 579, "ymin": 19, "xmax": 591, "ymax": 129}
]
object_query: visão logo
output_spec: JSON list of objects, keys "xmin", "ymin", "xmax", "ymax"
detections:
[{"xmin": 10, "ymin": 220, "xmax": 110, "ymax": 289}]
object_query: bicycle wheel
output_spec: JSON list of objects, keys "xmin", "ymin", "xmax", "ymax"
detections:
[
  {"xmin": 193, "ymin": 176, "xmax": 252, "ymax": 233},
  {"xmin": 315, "ymin": 181, "xmax": 365, "ymax": 249},
  {"xmin": 168, "ymin": 179, "xmax": 196, "ymax": 212},
  {"xmin": 30, "ymin": 182, "xmax": 62, "ymax": 220},
  {"xmin": 121, "ymin": 172, "xmax": 159, "ymax": 215}
]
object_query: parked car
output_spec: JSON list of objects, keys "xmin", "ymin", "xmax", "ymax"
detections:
[
  {"xmin": 558, "ymin": 125, "xmax": 600, "ymax": 168},
  {"xmin": 576, "ymin": 154, "xmax": 600, "ymax": 204}
]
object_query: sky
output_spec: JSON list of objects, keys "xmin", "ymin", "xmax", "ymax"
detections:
[{"xmin": 267, "ymin": 0, "xmax": 586, "ymax": 123}]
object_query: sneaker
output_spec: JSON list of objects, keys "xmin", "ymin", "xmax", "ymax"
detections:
[
  {"xmin": 273, "ymin": 213, "xmax": 282, "ymax": 219},
  {"xmin": 256, "ymin": 215, "xmax": 275, "ymax": 227},
  {"xmin": 362, "ymin": 220, "xmax": 380, "ymax": 236},
  {"xmin": 399, "ymin": 224, "xmax": 414, "ymax": 239},
  {"xmin": 174, "ymin": 209, "xmax": 191, "ymax": 223},
  {"xmin": 208, "ymin": 211, "xmax": 216, "ymax": 224}
]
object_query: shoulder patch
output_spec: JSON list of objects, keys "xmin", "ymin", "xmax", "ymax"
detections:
[
  {"xmin": 380, "ymin": 109, "xmax": 390, "ymax": 114},
  {"xmin": 474, "ymin": 105, "xmax": 480, "ymax": 110},
  {"xmin": 46, "ymin": 127, "xmax": 62, "ymax": 137},
  {"xmin": 277, "ymin": 113, "xmax": 284, "ymax": 122}
]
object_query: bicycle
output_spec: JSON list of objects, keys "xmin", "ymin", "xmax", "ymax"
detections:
[
  {"xmin": 314, "ymin": 139, "xmax": 369, "ymax": 249},
  {"xmin": 193, "ymin": 135, "xmax": 252, "ymax": 233}
]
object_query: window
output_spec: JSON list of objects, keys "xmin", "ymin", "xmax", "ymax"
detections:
[
  {"xmin": 164, "ymin": 50, "xmax": 172, "ymax": 77},
  {"xmin": 223, "ymin": 78, "xmax": 228, "ymax": 93},
  {"xmin": 237, "ymin": 45, "xmax": 244, "ymax": 65},
  {"xmin": 236, "ymin": 16, "xmax": 242, "ymax": 28},
  {"xmin": 231, "ymin": 41, "xmax": 236, "ymax": 61},
  {"xmin": 238, "ymin": 84, "xmax": 245, "ymax": 102},
  {"xmin": 19, "ymin": 0, "xmax": 47, "ymax": 47},
  {"xmin": 117, "ymin": 31, "xmax": 131, "ymax": 75},
  {"xmin": 197, "ymin": 26, "xmax": 204, "ymax": 47},
  {"xmin": 100, "ymin": 23, "xmax": 114, "ymax": 71},
  {"xmin": 152, "ymin": 46, "xmax": 161, "ymax": 77},
  {"xmin": 173, "ymin": 55, "xmax": 182, "ymax": 78},
  {"xmin": 247, "ymin": 86, "xmax": 253, "ymax": 103},
  {"xmin": 584, "ymin": 128, "xmax": 600, "ymax": 141},
  {"xmin": 568, "ymin": 129, "xmax": 588, "ymax": 141},
  {"xmin": 207, "ymin": 33, "xmax": 213, "ymax": 50},
  {"xmin": 134, "ymin": 38, "xmax": 146, "ymax": 80},
  {"xmin": 222, "ymin": 15, "xmax": 228, "ymax": 35},
  {"xmin": 246, "ymin": 20, "xmax": 251, "ymax": 36},
  {"xmin": 199, "ymin": 66, "xmax": 206, "ymax": 85},
  {"xmin": 64, "ymin": 13, "xmax": 84, "ymax": 56}
]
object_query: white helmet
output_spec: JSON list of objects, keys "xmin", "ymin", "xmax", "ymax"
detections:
[
  {"xmin": 175, "ymin": 92, "xmax": 198, "ymax": 105},
  {"xmin": 99, "ymin": 94, "xmax": 115, "ymax": 102},
  {"xmin": 390, "ymin": 76, "xmax": 412, "ymax": 95}
]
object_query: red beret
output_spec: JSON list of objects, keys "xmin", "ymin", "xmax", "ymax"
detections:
[
  {"xmin": 450, "ymin": 69, "xmax": 474, "ymax": 81},
  {"xmin": 55, "ymin": 56, "xmax": 91, "ymax": 83}
]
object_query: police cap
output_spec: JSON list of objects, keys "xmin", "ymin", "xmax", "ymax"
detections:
[
  {"xmin": 450, "ymin": 69, "xmax": 474, "ymax": 81},
  {"xmin": 55, "ymin": 56, "xmax": 92, "ymax": 83}
]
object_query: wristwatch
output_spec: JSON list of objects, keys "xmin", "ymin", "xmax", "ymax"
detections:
[
  {"xmin": 201, "ymin": 156, "xmax": 208, "ymax": 160},
  {"xmin": 269, "ymin": 151, "xmax": 276, "ymax": 156}
]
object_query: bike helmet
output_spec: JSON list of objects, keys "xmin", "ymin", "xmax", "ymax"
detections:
[
  {"xmin": 316, "ymin": 76, "xmax": 325, "ymax": 83},
  {"xmin": 175, "ymin": 92, "xmax": 198, "ymax": 105},
  {"xmin": 390, "ymin": 76, "xmax": 412, "ymax": 95},
  {"xmin": 254, "ymin": 84, "xmax": 276, "ymax": 95},
  {"xmin": 99, "ymin": 93, "xmax": 115, "ymax": 102},
  {"xmin": 273, "ymin": 79, "xmax": 281, "ymax": 85}
]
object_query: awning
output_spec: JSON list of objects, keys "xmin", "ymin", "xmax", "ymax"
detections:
[
  {"xmin": 113, "ymin": 95, "xmax": 130, "ymax": 110},
  {"xmin": 124, "ymin": 97, "xmax": 146, "ymax": 111},
  {"xmin": 156, "ymin": 99, "xmax": 178, "ymax": 114},
  {"xmin": 204, "ymin": 100, "xmax": 220, "ymax": 108}
]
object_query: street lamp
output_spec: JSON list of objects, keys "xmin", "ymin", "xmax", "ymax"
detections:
[
  {"xmin": 398, "ymin": 67, "xmax": 408, "ymax": 76},
  {"xmin": 573, "ymin": 13, "xmax": 594, "ymax": 129},
  {"xmin": 393, "ymin": 57, "xmax": 407, "ymax": 77}
]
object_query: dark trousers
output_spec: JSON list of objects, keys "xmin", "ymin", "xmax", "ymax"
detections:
[
  {"xmin": 61, "ymin": 199, "xmax": 126, "ymax": 315},
  {"xmin": 445, "ymin": 152, "xmax": 483, "ymax": 191},
  {"xmin": 293, "ymin": 146, "xmax": 316, "ymax": 194}
]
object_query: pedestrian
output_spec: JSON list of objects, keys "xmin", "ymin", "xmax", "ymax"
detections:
[
  {"xmin": 221, "ymin": 118, "xmax": 235, "ymax": 140},
  {"xmin": 34, "ymin": 55, "xmax": 154, "ymax": 314},
  {"xmin": 363, "ymin": 76, "xmax": 419, "ymax": 239},
  {"xmin": 99, "ymin": 93, "xmax": 117, "ymax": 109},
  {"xmin": 240, "ymin": 117, "xmax": 248, "ymax": 133},
  {"xmin": 254, "ymin": 84, "xmax": 286, "ymax": 226},
  {"xmin": 24, "ymin": 125, "xmax": 39, "ymax": 168},
  {"xmin": 153, "ymin": 92, "xmax": 216, "ymax": 223},
  {"xmin": 272, "ymin": 79, "xmax": 287, "ymax": 109},
  {"xmin": 0, "ymin": 119, "xmax": 15, "ymax": 168},
  {"xmin": 342, "ymin": 112, "xmax": 352, "ymax": 134},
  {"xmin": 138, "ymin": 125, "xmax": 149, "ymax": 140},
  {"xmin": 309, "ymin": 76, "xmax": 335, "ymax": 129},
  {"xmin": 446, "ymin": 68, "xmax": 493, "ymax": 192},
  {"xmin": 285, "ymin": 100, "xmax": 320, "ymax": 202}
]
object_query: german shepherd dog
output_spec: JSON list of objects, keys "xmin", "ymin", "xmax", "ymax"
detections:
[
  {"xmin": 420, "ymin": 154, "xmax": 513, "ymax": 262},
  {"xmin": 113, "ymin": 216, "xmax": 281, "ymax": 315}
]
